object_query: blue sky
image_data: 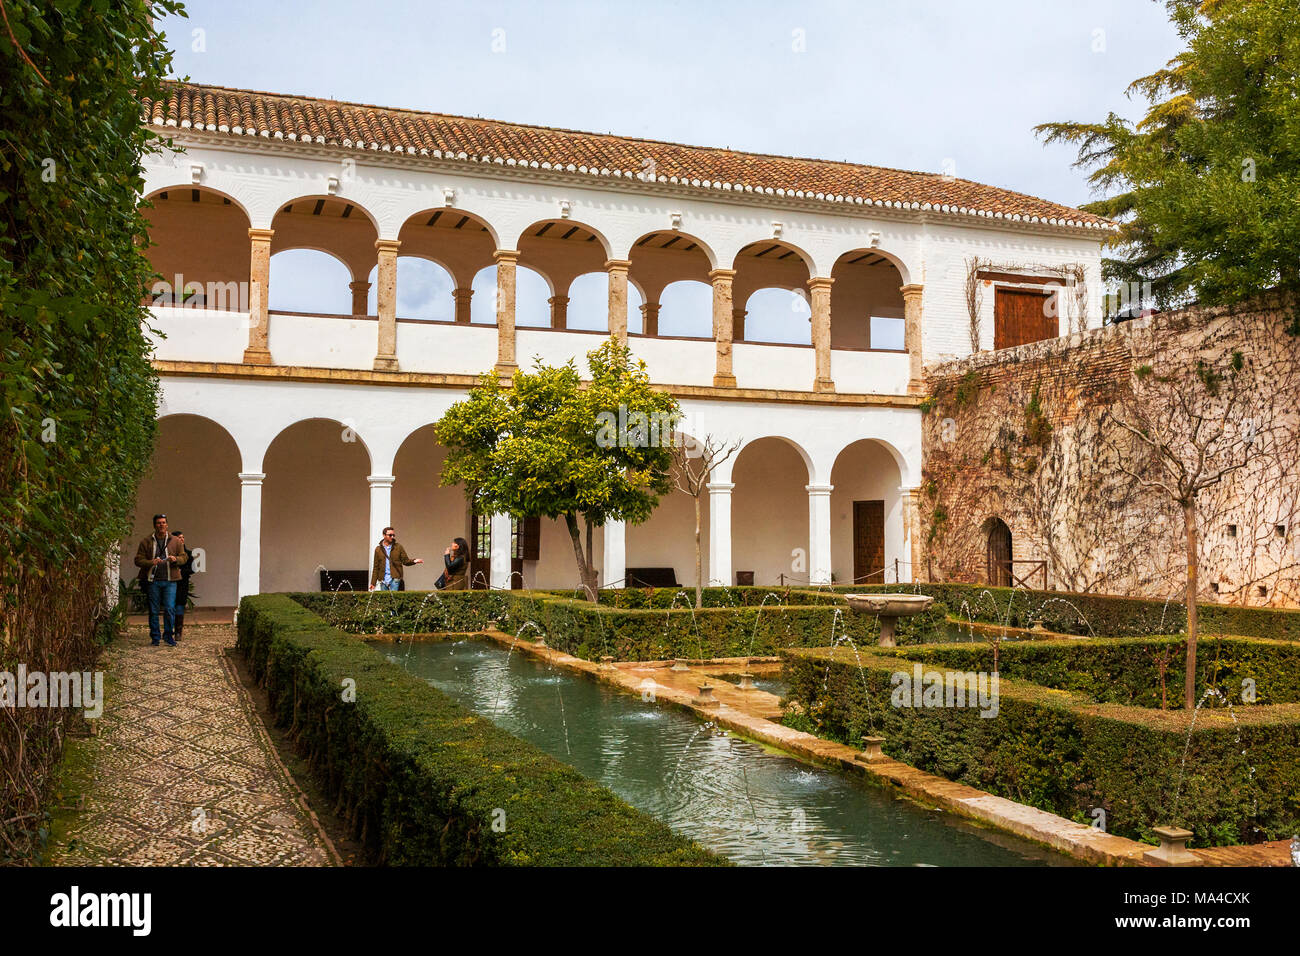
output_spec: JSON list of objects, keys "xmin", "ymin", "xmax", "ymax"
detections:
[{"xmin": 159, "ymin": 1, "xmax": 1183, "ymax": 332}]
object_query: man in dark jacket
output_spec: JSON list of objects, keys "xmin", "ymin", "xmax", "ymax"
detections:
[
  {"xmin": 171, "ymin": 531, "xmax": 195, "ymax": 641},
  {"xmin": 133, "ymin": 514, "xmax": 185, "ymax": 646},
  {"xmin": 369, "ymin": 527, "xmax": 423, "ymax": 590}
]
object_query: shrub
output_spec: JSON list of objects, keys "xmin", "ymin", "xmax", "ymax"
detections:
[
  {"xmin": 783, "ymin": 647, "xmax": 1300, "ymax": 847},
  {"xmin": 238, "ymin": 595, "xmax": 724, "ymax": 866}
]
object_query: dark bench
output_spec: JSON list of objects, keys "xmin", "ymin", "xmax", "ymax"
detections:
[
  {"xmin": 626, "ymin": 567, "xmax": 679, "ymax": 588},
  {"xmin": 319, "ymin": 569, "xmax": 370, "ymax": 593}
]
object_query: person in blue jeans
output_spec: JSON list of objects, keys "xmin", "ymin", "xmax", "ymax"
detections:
[{"xmin": 133, "ymin": 513, "xmax": 185, "ymax": 646}]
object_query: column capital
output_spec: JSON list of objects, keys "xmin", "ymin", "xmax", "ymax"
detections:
[
  {"xmin": 706, "ymin": 481, "xmax": 735, "ymax": 494},
  {"xmin": 900, "ymin": 282, "xmax": 924, "ymax": 299},
  {"xmin": 548, "ymin": 294, "xmax": 569, "ymax": 305},
  {"xmin": 238, "ymin": 472, "xmax": 266, "ymax": 484},
  {"xmin": 805, "ymin": 483, "xmax": 834, "ymax": 495},
  {"xmin": 604, "ymin": 258, "xmax": 632, "ymax": 273},
  {"xmin": 493, "ymin": 248, "xmax": 521, "ymax": 264},
  {"xmin": 349, "ymin": 280, "xmax": 372, "ymax": 291},
  {"xmin": 248, "ymin": 227, "xmax": 275, "ymax": 243},
  {"xmin": 366, "ymin": 474, "xmax": 396, "ymax": 488},
  {"xmin": 375, "ymin": 238, "xmax": 402, "ymax": 254},
  {"xmin": 807, "ymin": 276, "xmax": 835, "ymax": 291},
  {"xmin": 453, "ymin": 287, "xmax": 475, "ymax": 300},
  {"xmin": 708, "ymin": 268, "xmax": 737, "ymax": 283}
]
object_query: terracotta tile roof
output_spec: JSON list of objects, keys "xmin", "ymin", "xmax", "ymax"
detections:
[{"xmin": 143, "ymin": 81, "xmax": 1115, "ymax": 232}]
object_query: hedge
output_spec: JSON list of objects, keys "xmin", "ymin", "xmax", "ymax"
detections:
[
  {"xmin": 783, "ymin": 647, "xmax": 1300, "ymax": 847},
  {"xmin": 880, "ymin": 635, "xmax": 1300, "ymax": 708},
  {"xmin": 293, "ymin": 588, "xmax": 950, "ymax": 661},
  {"xmin": 838, "ymin": 583, "xmax": 1300, "ymax": 641},
  {"xmin": 238, "ymin": 594, "xmax": 724, "ymax": 866}
]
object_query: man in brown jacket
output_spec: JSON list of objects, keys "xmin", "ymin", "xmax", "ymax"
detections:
[
  {"xmin": 134, "ymin": 513, "xmax": 186, "ymax": 646},
  {"xmin": 369, "ymin": 527, "xmax": 423, "ymax": 591}
]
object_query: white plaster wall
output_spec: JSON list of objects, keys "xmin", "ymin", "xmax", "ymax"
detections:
[
  {"xmin": 268, "ymin": 313, "xmax": 378, "ymax": 370},
  {"xmin": 120, "ymin": 415, "xmax": 242, "ymax": 607},
  {"xmin": 397, "ymin": 321, "xmax": 498, "ymax": 375},
  {"xmin": 831, "ymin": 350, "xmax": 910, "ymax": 394},
  {"xmin": 626, "ymin": 336, "xmax": 717, "ymax": 387},
  {"xmin": 147, "ymin": 307, "xmax": 250, "ymax": 364},
  {"xmin": 391, "ymin": 427, "xmax": 470, "ymax": 590},
  {"xmin": 732, "ymin": 344, "xmax": 816, "ymax": 391}
]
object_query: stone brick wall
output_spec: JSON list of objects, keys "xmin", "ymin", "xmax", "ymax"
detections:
[{"xmin": 919, "ymin": 294, "xmax": 1300, "ymax": 608}]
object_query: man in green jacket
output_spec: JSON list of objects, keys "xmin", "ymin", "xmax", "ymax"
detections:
[{"xmin": 369, "ymin": 527, "xmax": 423, "ymax": 591}]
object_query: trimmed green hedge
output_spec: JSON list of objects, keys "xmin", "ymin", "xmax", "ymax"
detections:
[
  {"xmin": 293, "ymin": 589, "xmax": 950, "ymax": 661},
  {"xmin": 238, "ymin": 594, "xmax": 723, "ymax": 866},
  {"xmin": 881, "ymin": 635, "xmax": 1300, "ymax": 707},
  {"xmin": 783, "ymin": 647, "xmax": 1300, "ymax": 847},
  {"xmin": 840, "ymin": 583, "xmax": 1300, "ymax": 641}
]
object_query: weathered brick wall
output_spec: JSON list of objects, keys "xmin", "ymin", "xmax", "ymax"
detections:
[{"xmin": 920, "ymin": 294, "xmax": 1300, "ymax": 607}]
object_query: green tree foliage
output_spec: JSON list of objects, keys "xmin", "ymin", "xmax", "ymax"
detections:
[
  {"xmin": 437, "ymin": 340, "xmax": 679, "ymax": 599},
  {"xmin": 0, "ymin": 0, "xmax": 182, "ymax": 861},
  {"xmin": 1037, "ymin": 0, "xmax": 1300, "ymax": 319}
]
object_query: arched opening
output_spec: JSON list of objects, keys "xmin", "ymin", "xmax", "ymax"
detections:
[
  {"xmin": 142, "ymin": 187, "xmax": 251, "ymax": 309},
  {"xmin": 518, "ymin": 219, "xmax": 610, "ymax": 329},
  {"xmin": 392, "ymin": 424, "xmax": 471, "ymax": 589},
  {"xmin": 270, "ymin": 196, "xmax": 379, "ymax": 315},
  {"xmin": 120, "ymin": 415, "xmax": 242, "ymax": 608},
  {"xmin": 261, "ymin": 419, "xmax": 371, "ymax": 593},
  {"xmin": 366, "ymin": 257, "xmax": 456, "ymax": 321},
  {"xmin": 469, "ymin": 264, "xmax": 551, "ymax": 326},
  {"xmin": 986, "ymin": 518, "xmax": 1013, "ymax": 587},
  {"xmin": 625, "ymin": 431, "xmax": 709, "ymax": 589},
  {"xmin": 397, "ymin": 207, "xmax": 498, "ymax": 321},
  {"xmin": 657, "ymin": 280, "xmax": 713, "ymax": 338},
  {"xmin": 830, "ymin": 249, "xmax": 907, "ymax": 350},
  {"xmin": 628, "ymin": 231, "xmax": 714, "ymax": 338},
  {"xmin": 829, "ymin": 439, "xmax": 905, "ymax": 585},
  {"xmin": 733, "ymin": 240, "xmax": 814, "ymax": 345},
  {"xmin": 743, "ymin": 287, "xmax": 811, "ymax": 345},
  {"xmin": 731, "ymin": 436, "xmax": 812, "ymax": 586},
  {"xmin": 565, "ymin": 271, "xmax": 645, "ymax": 332},
  {"xmin": 269, "ymin": 249, "xmax": 352, "ymax": 314}
]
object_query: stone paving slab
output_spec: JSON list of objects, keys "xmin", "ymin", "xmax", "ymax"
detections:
[{"xmin": 49, "ymin": 624, "xmax": 338, "ymax": 867}]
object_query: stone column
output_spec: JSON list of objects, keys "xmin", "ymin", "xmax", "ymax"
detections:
[
  {"xmin": 373, "ymin": 238, "xmax": 401, "ymax": 371},
  {"xmin": 453, "ymin": 287, "xmax": 473, "ymax": 324},
  {"xmin": 640, "ymin": 302, "xmax": 660, "ymax": 337},
  {"xmin": 707, "ymin": 481, "xmax": 734, "ymax": 585},
  {"xmin": 237, "ymin": 472, "xmax": 265, "ymax": 600},
  {"xmin": 807, "ymin": 483, "xmax": 833, "ymax": 585},
  {"xmin": 367, "ymin": 475, "xmax": 394, "ymax": 570},
  {"xmin": 732, "ymin": 308, "xmax": 747, "ymax": 342},
  {"xmin": 808, "ymin": 277, "xmax": 835, "ymax": 393},
  {"xmin": 709, "ymin": 269, "xmax": 737, "ymax": 387},
  {"xmin": 243, "ymin": 228, "xmax": 274, "ymax": 365},
  {"xmin": 350, "ymin": 280, "xmax": 371, "ymax": 316},
  {"xmin": 494, "ymin": 250, "xmax": 520, "ymax": 375},
  {"xmin": 549, "ymin": 294, "xmax": 570, "ymax": 330},
  {"xmin": 901, "ymin": 283, "xmax": 924, "ymax": 394},
  {"xmin": 490, "ymin": 512, "xmax": 514, "ymax": 589},
  {"xmin": 606, "ymin": 259, "xmax": 631, "ymax": 343},
  {"xmin": 902, "ymin": 486, "xmax": 923, "ymax": 583},
  {"xmin": 602, "ymin": 519, "xmax": 626, "ymax": 589}
]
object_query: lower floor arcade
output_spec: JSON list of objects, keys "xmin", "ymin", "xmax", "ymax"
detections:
[{"xmin": 121, "ymin": 375, "xmax": 922, "ymax": 605}]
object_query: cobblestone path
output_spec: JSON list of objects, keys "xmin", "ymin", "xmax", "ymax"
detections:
[{"xmin": 49, "ymin": 624, "xmax": 337, "ymax": 866}]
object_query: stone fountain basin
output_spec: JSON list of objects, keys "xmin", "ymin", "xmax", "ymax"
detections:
[{"xmin": 844, "ymin": 593, "xmax": 934, "ymax": 617}]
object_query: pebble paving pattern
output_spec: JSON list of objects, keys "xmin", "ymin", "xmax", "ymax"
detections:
[{"xmin": 49, "ymin": 624, "xmax": 336, "ymax": 866}]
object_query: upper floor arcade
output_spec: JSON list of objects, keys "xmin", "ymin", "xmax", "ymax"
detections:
[{"xmin": 139, "ymin": 82, "xmax": 1114, "ymax": 397}]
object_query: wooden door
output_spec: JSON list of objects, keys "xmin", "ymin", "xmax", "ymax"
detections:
[
  {"xmin": 987, "ymin": 519, "xmax": 1012, "ymax": 586},
  {"xmin": 469, "ymin": 513, "xmax": 525, "ymax": 589},
  {"xmin": 853, "ymin": 500, "xmax": 885, "ymax": 585},
  {"xmin": 994, "ymin": 287, "xmax": 1058, "ymax": 350}
]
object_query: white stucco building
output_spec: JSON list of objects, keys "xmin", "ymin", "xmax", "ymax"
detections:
[{"xmin": 128, "ymin": 81, "xmax": 1113, "ymax": 605}]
